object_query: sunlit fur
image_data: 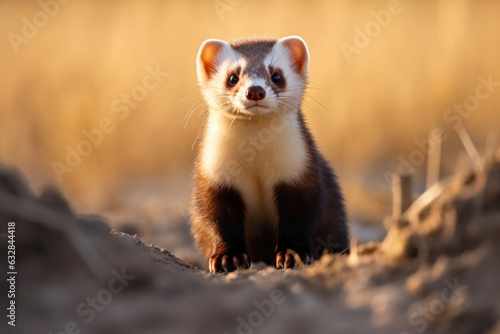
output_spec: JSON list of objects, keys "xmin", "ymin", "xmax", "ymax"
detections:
[
  {"xmin": 191, "ymin": 36, "xmax": 348, "ymax": 270},
  {"xmin": 195, "ymin": 37, "xmax": 311, "ymax": 249}
]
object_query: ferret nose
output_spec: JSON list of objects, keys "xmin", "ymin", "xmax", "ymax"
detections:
[{"xmin": 245, "ymin": 86, "xmax": 266, "ymax": 101}]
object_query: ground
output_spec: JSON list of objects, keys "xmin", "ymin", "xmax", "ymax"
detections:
[{"xmin": 0, "ymin": 154, "xmax": 499, "ymax": 334}]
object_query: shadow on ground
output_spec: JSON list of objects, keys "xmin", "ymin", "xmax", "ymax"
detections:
[{"xmin": 1, "ymin": 152, "xmax": 499, "ymax": 334}]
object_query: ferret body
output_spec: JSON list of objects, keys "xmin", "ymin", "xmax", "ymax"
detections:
[{"xmin": 191, "ymin": 36, "xmax": 349, "ymax": 273}]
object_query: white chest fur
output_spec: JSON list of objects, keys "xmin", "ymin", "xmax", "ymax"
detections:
[{"xmin": 201, "ymin": 111, "xmax": 308, "ymax": 239}]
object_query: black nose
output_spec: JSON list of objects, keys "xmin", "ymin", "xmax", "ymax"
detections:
[{"xmin": 245, "ymin": 86, "xmax": 266, "ymax": 101}]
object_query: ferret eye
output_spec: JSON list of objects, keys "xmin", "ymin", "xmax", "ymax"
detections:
[
  {"xmin": 271, "ymin": 73, "xmax": 282, "ymax": 85},
  {"xmin": 228, "ymin": 74, "xmax": 239, "ymax": 86}
]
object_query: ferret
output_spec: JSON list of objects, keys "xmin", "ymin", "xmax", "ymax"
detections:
[{"xmin": 190, "ymin": 36, "xmax": 349, "ymax": 273}]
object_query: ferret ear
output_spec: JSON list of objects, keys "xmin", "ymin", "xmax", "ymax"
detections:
[
  {"xmin": 196, "ymin": 39, "xmax": 229, "ymax": 83},
  {"xmin": 277, "ymin": 36, "xmax": 310, "ymax": 78}
]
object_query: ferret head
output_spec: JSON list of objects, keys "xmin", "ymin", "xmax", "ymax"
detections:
[{"xmin": 196, "ymin": 36, "xmax": 309, "ymax": 119}]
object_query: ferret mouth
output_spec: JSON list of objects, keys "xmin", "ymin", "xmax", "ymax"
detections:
[
  {"xmin": 226, "ymin": 101, "xmax": 273, "ymax": 118},
  {"xmin": 242, "ymin": 103, "xmax": 269, "ymax": 113}
]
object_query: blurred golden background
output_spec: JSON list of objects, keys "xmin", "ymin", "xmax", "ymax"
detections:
[{"xmin": 1, "ymin": 0, "xmax": 499, "ymax": 261}]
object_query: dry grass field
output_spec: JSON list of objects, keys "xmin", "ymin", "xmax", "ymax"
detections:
[
  {"xmin": 2, "ymin": 2, "xmax": 500, "ymax": 332},
  {"xmin": 1, "ymin": 0, "xmax": 500, "ymax": 229}
]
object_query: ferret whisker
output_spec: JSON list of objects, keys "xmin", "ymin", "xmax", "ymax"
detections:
[
  {"xmin": 191, "ymin": 115, "xmax": 209, "ymax": 151},
  {"xmin": 229, "ymin": 115, "xmax": 237, "ymax": 131},
  {"xmin": 303, "ymin": 93, "xmax": 329, "ymax": 112},
  {"xmin": 278, "ymin": 96, "xmax": 322, "ymax": 117},
  {"xmin": 183, "ymin": 101, "xmax": 206, "ymax": 128},
  {"xmin": 183, "ymin": 93, "xmax": 231, "ymax": 124},
  {"xmin": 184, "ymin": 97, "xmax": 224, "ymax": 128},
  {"xmin": 279, "ymin": 91, "xmax": 328, "ymax": 115}
]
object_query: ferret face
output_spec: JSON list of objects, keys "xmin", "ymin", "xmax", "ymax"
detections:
[{"xmin": 196, "ymin": 36, "xmax": 309, "ymax": 119}]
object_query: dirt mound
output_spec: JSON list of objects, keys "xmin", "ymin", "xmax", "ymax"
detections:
[{"xmin": 1, "ymin": 155, "xmax": 499, "ymax": 334}]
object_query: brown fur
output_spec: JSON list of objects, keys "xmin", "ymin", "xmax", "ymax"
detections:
[
  {"xmin": 191, "ymin": 110, "xmax": 349, "ymax": 267},
  {"xmin": 191, "ymin": 37, "xmax": 349, "ymax": 272}
]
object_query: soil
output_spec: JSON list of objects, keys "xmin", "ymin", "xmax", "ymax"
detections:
[{"xmin": 1, "ymin": 154, "xmax": 499, "ymax": 334}]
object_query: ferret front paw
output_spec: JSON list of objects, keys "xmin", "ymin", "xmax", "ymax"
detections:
[
  {"xmin": 209, "ymin": 249, "xmax": 250, "ymax": 273},
  {"xmin": 275, "ymin": 248, "xmax": 314, "ymax": 269}
]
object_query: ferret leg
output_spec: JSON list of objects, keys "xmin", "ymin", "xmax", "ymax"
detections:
[
  {"xmin": 195, "ymin": 184, "xmax": 250, "ymax": 273},
  {"xmin": 273, "ymin": 182, "xmax": 321, "ymax": 269}
]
